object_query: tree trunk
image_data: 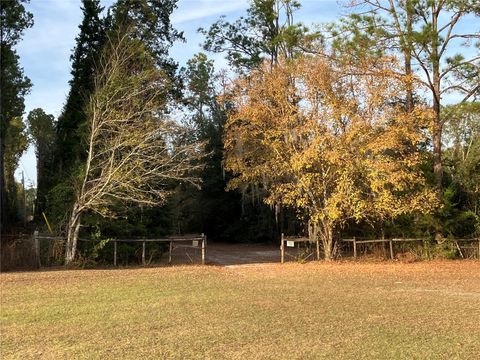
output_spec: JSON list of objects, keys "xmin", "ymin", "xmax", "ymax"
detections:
[
  {"xmin": 65, "ymin": 204, "xmax": 82, "ymax": 265},
  {"xmin": 308, "ymin": 220, "xmax": 318, "ymax": 242},
  {"xmin": 432, "ymin": 20, "xmax": 442, "ymax": 197},
  {"xmin": 0, "ymin": 16, "xmax": 6, "ymax": 233},
  {"xmin": 405, "ymin": 0, "xmax": 414, "ymax": 113},
  {"xmin": 0, "ymin": 135, "xmax": 6, "ymax": 233},
  {"xmin": 431, "ymin": 4, "xmax": 443, "ymax": 241},
  {"xmin": 433, "ymin": 115, "xmax": 443, "ymax": 242},
  {"xmin": 34, "ymin": 151, "xmax": 44, "ymax": 222},
  {"xmin": 432, "ymin": 108, "xmax": 442, "ymax": 194},
  {"xmin": 321, "ymin": 223, "xmax": 334, "ymax": 261}
]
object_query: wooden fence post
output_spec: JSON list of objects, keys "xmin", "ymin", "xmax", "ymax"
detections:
[
  {"xmin": 389, "ymin": 239, "xmax": 394, "ymax": 260},
  {"xmin": 34, "ymin": 231, "xmax": 40, "ymax": 268},
  {"xmin": 114, "ymin": 241, "xmax": 117, "ymax": 267},
  {"xmin": 142, "ymin": 241, "xmax": 146, "ymax": 266},
  {"xmin": 168, "ymin": 240, "xmax": 173, "ymax": 265},
  {"xmin": 353, "ymin": 237, "xmax": 357, "ymax": 260},
  {"xmin": 201, "ymin": 233, "xmax": 206, "ymax": 265},
  {"xmin": 316, "ymin": 238, "xmax": 320, "ymax": 261},
  {"xmin": 281, "ymin": 233, "xmax": 285, "ymax": 264}
]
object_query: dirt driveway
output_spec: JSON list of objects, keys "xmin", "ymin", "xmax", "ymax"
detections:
[
  {"xmin": 170, "ymin": 242, "xmax": 313, "ymax": 266},
  {"xmin": 206, "ymin": 242, "xmax": 280, "ymax": 266}
]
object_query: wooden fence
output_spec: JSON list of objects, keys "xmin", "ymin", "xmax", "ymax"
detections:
[
  {"xmin": 1, "ymin": 234, "xmax": 39, "ymax": 271},
  {"xmin": 342, "ymin": 237, "xmax": 480, "ymax": 260},
  {"xmin": 33, "ymin": 232, "xmax": 207, "ymax": 266},
  {"xmin": 280, "ymin": 234, "xmax": 320, "ymax": 263},
  {"xmin": 342, "ymin": 238, "xmax": 423, "ymax": 260},
  {"xmin": 280, "ymin": 234, "xmax": 480, "ymax": 262}
]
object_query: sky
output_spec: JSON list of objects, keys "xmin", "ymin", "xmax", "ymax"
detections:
[
  {"xmin": 15, "ymin": 0, "xmax": 341, "ymax": 187},
  {"xmin": 13, "ymin": 0, "xmax": 478, "ymax": 188}
]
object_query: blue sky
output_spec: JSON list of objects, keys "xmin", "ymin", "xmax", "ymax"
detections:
[
  {"xmin": 13, "ymin": 0, "xmax": 478, "ymax": 187},
  {"xmin": 15, "ymin": 0, "xmax": 340, "ymax": 187}
]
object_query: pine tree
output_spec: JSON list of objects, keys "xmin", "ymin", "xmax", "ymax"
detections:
[
  {"xmin": 55, "ymin": 0, "xmax": 105, "ymax": 175},
  {"xmin": 330, "ymin": 0, "xmax": 480, "ymax": 238},
  {"xmin": 199, "ymin": 0, "xmax": 315, "ymax": 71},
  {"xmin": 107, "ymin": 0, "xmax": 184, "ymax": 102},
  {"xmin": 178, "ymin": 54, "xmax": 240, "ymax": 240}
]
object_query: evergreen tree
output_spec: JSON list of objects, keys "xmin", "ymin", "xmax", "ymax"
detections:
[
  {"xmin": 0, "ymin": 0, "xmax": 33, "ymax": 231},
  {"xmin": 54, "ymin": 0, "xmax": 183, "ymax": 182},
  {"xmin": 109, "ymin": 0, "xmax": 184, "ymax": 99},
  {"xmin": 55, "ymin": 0, "xmax": 105, "ymax": 175},
  {"xmin": 441, "ymin": 102, "xmax": 480, "ymax": 236},
  {"xmin": 178, "ymin": 53, "xmax": 278, "ymax": 242},
  {"xmin": 46, "ymin": 1, "xmax": 186, "ymax": 244},
  {"xmin": 178, "ymin": 54, "xmax": 239, "ymax": 240},
  {"xmin": 26, "ymin": 108, "xmax": 55, "ymax": 221},
  {"xmin": 199, "ymin": 0, "xmax": 314, "ymax": 71}
]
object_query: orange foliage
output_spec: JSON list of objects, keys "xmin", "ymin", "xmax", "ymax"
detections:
[{"xmin": 224, "ymin": 55, "xmax": 437, "ymax": 258}]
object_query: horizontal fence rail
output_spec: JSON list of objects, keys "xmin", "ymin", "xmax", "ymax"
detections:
[
  {"xmin": 341, "ymin": 237, "xmax": 479, "ymax": 260},
  {"xmin": 33, "ymin": 232, "xmax": 207, "ymax": 266},
  {"xmin": 280, "ymin": 235, "xmax": 480, "ymax": 262}
]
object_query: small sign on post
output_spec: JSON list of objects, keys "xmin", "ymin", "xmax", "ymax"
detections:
[
  {"xmin": 192, "ymin": 240, "xmax": 199, "ymax": 247},
  {"xmin": 286, "ymin": 240, "xmax": 295, "ymax": 248}
]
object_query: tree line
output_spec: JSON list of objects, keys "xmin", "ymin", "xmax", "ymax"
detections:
[{"xmin": 1, "ymin": 0, "xmax": 478, "ymax": 263}]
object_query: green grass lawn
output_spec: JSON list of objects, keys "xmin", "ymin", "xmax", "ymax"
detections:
[{"xmin": 1, "ymin": 261, "xmax": 479, "ymax": 359}]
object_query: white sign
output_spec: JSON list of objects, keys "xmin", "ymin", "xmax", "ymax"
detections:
[
  {"xmin": 192, "ymin": 240, "xmax": 199, "ymax": 247},
  {"xmin": 286, "ymin": 241, "xmax": 295, "ymax": 247}
]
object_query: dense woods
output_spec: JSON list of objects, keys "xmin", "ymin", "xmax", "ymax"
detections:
[
  {"xmin": 1, "ymin": 0, "xmax": 479, "ymax": 264},
  {"xmin": 0, "ymin": 0, "xmax": 33, "ymax": 232}
]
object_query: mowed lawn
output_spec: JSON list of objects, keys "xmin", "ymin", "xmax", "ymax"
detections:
[{"xmin": 1, "ymin": 261, "xmax": 480, "ymax": 359}]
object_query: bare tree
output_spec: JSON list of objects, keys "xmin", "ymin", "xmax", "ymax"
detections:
[{"xmin": 65, "ymin": 31, "xmax": 204, "ymax": 265}]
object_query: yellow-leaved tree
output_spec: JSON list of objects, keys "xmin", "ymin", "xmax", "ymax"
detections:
[{"xmin": 224, "ymin": 55, "xmax": 437, "ymax": 260}]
